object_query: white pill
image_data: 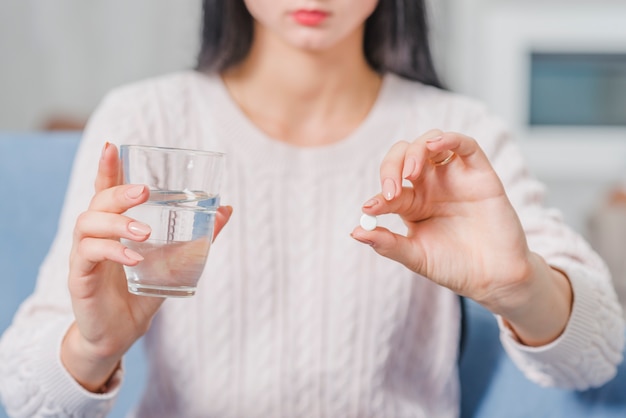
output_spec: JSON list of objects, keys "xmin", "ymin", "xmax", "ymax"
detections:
[{"xmin": 360, "ymin": 213, "xmax": 377, "ymax": 231}]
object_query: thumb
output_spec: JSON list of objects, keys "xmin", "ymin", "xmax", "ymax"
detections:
[
  {"xmin": 212, "ymin": 205, "xmax": 233, "ymax": 241},
  {"xmin": 351, "ymin": 225, "xmax": 424, "ymax": 274},
  {"xmin": 94, "ymin": 142, "xmax": 121, "ymax": 193}
]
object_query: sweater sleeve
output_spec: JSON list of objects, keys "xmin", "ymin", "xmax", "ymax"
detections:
[
  {"xmin": 0, "ymin": 85, "xmax": 156, "ymax": 417},
  {"xmin": 469, "ymin": 108, "xmax": 625, "ymax": 390}
]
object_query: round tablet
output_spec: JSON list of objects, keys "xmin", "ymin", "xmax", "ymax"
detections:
[{"xmin": 360, "ymin": 213, "xmax": 377, "ymax": 231}]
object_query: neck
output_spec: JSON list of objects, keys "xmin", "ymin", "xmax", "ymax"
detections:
[{"xmin": 221, "ymin": 24, "xmax": 382, "ymax": 146}]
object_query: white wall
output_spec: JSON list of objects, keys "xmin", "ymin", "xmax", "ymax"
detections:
[{"xmin": 0, "ymin": 0, "xmax": 202, "ymax": 130}]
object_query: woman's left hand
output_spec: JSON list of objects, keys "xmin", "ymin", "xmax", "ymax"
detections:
[{"xmin": 351, "ymin": 130, "xmax": 572, "ymax": 346}]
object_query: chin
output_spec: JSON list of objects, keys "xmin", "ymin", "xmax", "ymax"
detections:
[
  {"xmin": 291, "ymin": 38, "xmax": 334, "ymax": 51},
  {"xmin": 286, "ymin": 27, "xmax": 351, "ymax": 52}
]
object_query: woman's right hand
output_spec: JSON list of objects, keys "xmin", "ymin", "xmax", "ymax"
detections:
[{"xmin": 61, "ymin": 142, "xmax": 232, "ymax": 392}]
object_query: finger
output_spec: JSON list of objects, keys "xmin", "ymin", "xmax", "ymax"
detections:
[
  {"xmin": 71, "ymin": 237, "xmax": 144, "ymax": 277},
  {"xmin": 379, "ymin": 141, "xmax": 409, "ymax": 201},
  {"xmin": 361, "ymin": 187, "xmax": 430, "ymax": 221},
  {"xmin": 88, "ymin": 184, "xmax": 149, "ymax": 213},
  {"xmin": 351, "ymin": 225, "xmax": 425, "ymax": 273},
  {"xmin": 74, "ymin": 211, "xmax": 151, "ymax": 241},
  {"xmin": 212, "ymin": 205, "xmax": 233, "ymax": 241},
  {"xmin": 95, "ymin": 142, "xmax": 122, "ymax": 193},
  {"xmin": 402, "ymin": 129, "xmax": 455, "ymax": 182},
  {"xmin": 401, "ymin": 129, "xmax": 445, "ymax": 181},
  {"xmin": 425, "ymin": 132, "xmax": 491, "ymax": 170}
]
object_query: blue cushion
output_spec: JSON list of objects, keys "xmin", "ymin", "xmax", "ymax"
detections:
[
  {"xmin": 0, "ymin": 133, "xmax": 145, "ymax": 418},
  {"xmin": 460, "ymin": 299, "xmax": 626, "ymax": 417},
  {"xmin": 0, "ymin": 132, "xmax": 80, "ymax": 326}
]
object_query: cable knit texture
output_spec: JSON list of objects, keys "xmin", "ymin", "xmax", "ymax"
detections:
[{"xmin": 0, "ymin": 71, "xmax": 623, "ymax": 417}]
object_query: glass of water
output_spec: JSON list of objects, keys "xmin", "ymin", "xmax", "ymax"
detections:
[{"xmin": 119, "ymin": 145, "xmax": 225, "ymax": 298}]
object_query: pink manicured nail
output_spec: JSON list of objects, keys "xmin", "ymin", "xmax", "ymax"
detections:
[
  {"xmin": 124, "ymin": 248, "xmax": 144, "ymax": 261},
  {"xmin": 128, "ymin": 221, "xmax": 151, "ymax": 236},
  {"xmin": 402, "ymin": 157, "xmax": 417, "ymax": 179},
  {"xmin": 426, "ymin": 135, "xmax": 443, "ymax": 143},
  {"xmin": 126, "ymin": 185, "xmax": 145, "ymax": 199},
  {"xmin": 100, "ymin": 142, "xmax": 110, "ymax": 160},
  {"xmin": 350, "ymin": 233, "xmax": 374, "ymax": 246},
  {"xmin": 362, "ymin": 198, "xmax": 379, "ymax": 209},
  {"xmin": 382, "ymin": 178, "xmax": 396, "ymax": 201}
]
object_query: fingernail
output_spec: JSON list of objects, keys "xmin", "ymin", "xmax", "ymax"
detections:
[
  {"xmin": 124, "ymin": 248, "xmax": 144, "ymax": 261},
  {"xmin": 101, "ymin": 142, "xmax": 110, "ymax": 160},
  {"xmin": 382, "ymin": 178, "xmax": 396, "ymax": 201},
  {"xmin": 126, "ymin": 185, "xmax": 145, "ymax": 199},
  {"xmin": 426, "ymin": 135, "xmax": 443, "ymax": 143},
  {"xmin": 128, "ymin": 221, "xmax": 151, "ymax": 236},
  {"xmin": 402, "ymin": 157, "xmax": 417, "ymax": 179},
  {"xmin": 350, "ymin": 233, "xmax": 374, "ymax": 246},
  {"xmin": 362, "ymin": 198, "xmax": 379, "ymax": 209}
]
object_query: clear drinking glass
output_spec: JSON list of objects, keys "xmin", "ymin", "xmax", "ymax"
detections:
[{"xmin": 119, "ymin": 145, "xmax": 225, "ymax": 297}]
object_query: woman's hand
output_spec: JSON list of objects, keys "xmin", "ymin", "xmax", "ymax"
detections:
[
  {"xmin": 61, "ymin": 142, "xmax": 232, "ymax": 392},
  {"xmin": 351, "ymin": 130, "xmax": 572, "ymax": 346}
]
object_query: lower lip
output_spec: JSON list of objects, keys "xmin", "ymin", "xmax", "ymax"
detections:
[{"xmin": 292, "ymin": 10, "xmax": 329, "ymax": 26}]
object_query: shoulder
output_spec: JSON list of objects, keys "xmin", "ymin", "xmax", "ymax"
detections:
[
  {"xmin": 98, "ymin": 70, "xmax": 211, "ymax": 113},
  {"xmin": 386, "ymin": 73, "xmax": 512, "ymax": 156},
  {"xmin": 388, "ymin": 73, "xmax": 493, "ymax": 128},
  {"xmin": 87, "ymin": 71, "xmax": 219, "ymax": 146}
]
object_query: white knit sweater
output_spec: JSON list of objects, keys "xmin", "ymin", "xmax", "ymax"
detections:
[{"xmin": 0, "ymin": 72, "xmax": 623, "ymax": 418}]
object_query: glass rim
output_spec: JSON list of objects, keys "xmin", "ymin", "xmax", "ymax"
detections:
[{"xmin": 120, "ymin": 144, "xmax": 225, "ymax": 158}]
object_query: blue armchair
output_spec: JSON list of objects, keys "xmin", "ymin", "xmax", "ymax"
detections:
[
  {"xmin": 459, "ymin": 299, "xmax": 626, "ymax": 417},
  {"xmin": 1, "ymin": 132, "xmax": 625, "ymax": 417},
  {"xmin": 0, "ymin": 133, "xmax": 146, "ymax": 418}
]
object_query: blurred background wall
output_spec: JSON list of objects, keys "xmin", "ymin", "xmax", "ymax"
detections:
[
  {"xmin": 1, "ymin": 0, "xmax": 626, "ymax": 299},
  {"xmin": 0, "ymin": 0, "xmax": 201, "ymax": 130}
]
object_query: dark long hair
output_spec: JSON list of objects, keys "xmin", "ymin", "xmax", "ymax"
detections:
[{"xmin": 196, "ymin": 0, "xmax": 442, "ymax": 88}]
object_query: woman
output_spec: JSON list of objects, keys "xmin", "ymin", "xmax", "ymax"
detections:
[{"xmin": 1, "ymin": 1, "xmax": 623, "ymax": 417}]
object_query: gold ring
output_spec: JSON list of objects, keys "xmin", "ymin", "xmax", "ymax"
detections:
[{"xmin": 430, "ymin": 151, "xmax": 456, "ymax": 167}]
